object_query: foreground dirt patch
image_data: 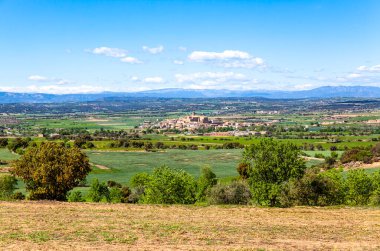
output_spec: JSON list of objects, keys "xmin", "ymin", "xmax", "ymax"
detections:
[{"xmin": 0, "ymin": 202, "xmax": 379, "ymax": 250}]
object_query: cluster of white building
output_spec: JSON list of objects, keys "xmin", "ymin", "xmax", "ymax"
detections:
[{"xmin": 139, "ymin": 112, "xmax": 275, "ymax": 135}]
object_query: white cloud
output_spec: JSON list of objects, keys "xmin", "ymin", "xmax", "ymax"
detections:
[
  {"xmin": 175, "ymin": 71, "xmax": 254, "ymax": 89},
  {"xmin": 28, "ymin": 75, "xmax": 49, "ymax": 82},
  {"xmin": 173, "ymin": 60, "xmax": 184, "ymax": 65},
  {"xmin": 143, "ymin": 77, "xmax": 165, "ymax": 83},
  {"xmin": 92, "ymin": 47, "xmax": 127, "ymax": 58},
  {"xmin": 120, "ymin": 57, "xmax": 142, "ymax": 64},
  {"xmin": 176, "ymin": 72, "xmax": 246, "ymax": 83},
  {"xmin": 188, "ymin": 50, "xmax": 264, "ymax": 68},
  {"xmin": 357, "ymin": 64, "xmax": 380, "ymax": 73},
  {"xmin": 142, "ymin": 45, "xmax": 164, "ymax": 54},
  {"xmin": 347, "ymin": 73, "xmax": 362, "ymax": 79},
  {"xmin": 28, "ymin": 75, "xmax": 72, "ymax": 85},
  {"xmin": 0, "ymin": 84, "xmax": 107, "ymax": 94}
]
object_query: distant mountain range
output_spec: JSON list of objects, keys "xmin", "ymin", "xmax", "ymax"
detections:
[{"xmin": 0, "ymin": 86, "xmax": 380, "ymax": 103}]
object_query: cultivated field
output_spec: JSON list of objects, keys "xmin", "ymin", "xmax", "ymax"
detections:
[
  {"xmin": 86, "ymin": 149, "xmax": 242, "ymax": 184},
  {"xmin": 0, "ymin": 201, "xmax": 379, "ymax": 250}
]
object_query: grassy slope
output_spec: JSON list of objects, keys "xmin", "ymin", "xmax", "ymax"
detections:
[{"xmin": 0, "ymin": 201, "xmax": 379, "ymax": 250}]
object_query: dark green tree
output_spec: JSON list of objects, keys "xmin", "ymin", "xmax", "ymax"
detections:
[{"xmin": 12, "ymin": 142, "xmax": 91, "ymax": 200}]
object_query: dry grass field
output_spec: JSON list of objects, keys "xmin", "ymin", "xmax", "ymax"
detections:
[{"xmin": 1, "ymin": 202, "xmax": 380, "ymax": 250}]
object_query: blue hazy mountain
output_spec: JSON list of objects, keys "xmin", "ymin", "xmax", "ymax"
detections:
[{"xmin": 0, "ymin": 86, "xmax": 380, "ymax": 103}]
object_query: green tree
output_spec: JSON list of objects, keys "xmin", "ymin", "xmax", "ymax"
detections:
[
  {"xmin": 346, "ymin": 169, "xmax": 373, "ymax": 205},
  {"xmin": 12, "ymin": 142, "xmax": 91, "ymax": 200},
  {"xmin": 207, "ymin": 181, "xmax": 251, "ymax": 205},
  {"xmin": 0, "ymin": 175, "xmax": 18, "ymax": 200},
  {"xmin": 196, "ymin": 166, "xmax": 217, "ymax": 201},
  {"xmin": 142, "ymin": 166, "xmax": 197, "ymax": 204},
  {"xmin": 243, "ymin": 139, "xmax": 306, "ymax": 207},
  {"xmin": 370, "ymin": 171, "xmax": 380, "ymax": 205},
  {"xmin": 279, "ymin": 167, "xmax": 346, "ymax": 207},
  {"xmin": 67, "ymin": 190, "xmax": 85, "ymax": 202},
  {"xmin": 88, "ymin": 178, "xmax": 110, "ymax": 202}
]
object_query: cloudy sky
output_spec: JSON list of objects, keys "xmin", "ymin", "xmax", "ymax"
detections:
[{"xmin": 0, "ymin": 0, "xmax": 380, "ymax": 94}]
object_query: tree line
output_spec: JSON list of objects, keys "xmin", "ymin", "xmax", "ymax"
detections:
[{"xmin": 1, "ymin": 140, "xmax": 379, "ymax": 207}]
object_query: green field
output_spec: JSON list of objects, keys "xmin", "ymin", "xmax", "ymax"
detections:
[
  {"xmin": 0, "ymin": 149, "xmax": 19, "ymax": 161},
  {"xmin": 86, "ymin": 149, "xmax": 242, "ymax": 185}
]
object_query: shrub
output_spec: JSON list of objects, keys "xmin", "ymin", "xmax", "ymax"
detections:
[
  {"xmin": 120, "ymin": 186, "xmax": 131, "ymax": 203},
  {"xmin": 107, "ymin": 180, "xmax": 122, "ymax": 188},
  {"xmin": 196, "ymin": 166, "xmax": 217, "ymax": 201},
  {"xmin": 109, "ymin": 187, "xmax": 123, "ymax": 203},
  {"xmin": 0, "ymin": 175, "xmax": 18, "ymax": 200},
  {"xmin": 12, "ymin": 142, "xmax": 91, "ymax": 201},
  {"xmin": 67, "ymin": 190, "xmax": 85, "ymax": 202},
  {"xmin": 207, "ymin": 181, "xmax": 251, "ymax": 205},
  {"xmin": 128, "ymin": 186, "xmax": 145, "ymax": 203},
  {"xmin": 346, "ymin": 169, "xmax": 373, "ymax": 205},
  {"xmin": 85, "ymin": 142, "xmax": 95, "ymax": 149},
  {"xmin": 7, "ymin": 138, "xmax": 30, "ymax": 153},
  {"xmin": 237, "ymin": 162, "xmax": 249, "ymax": 179},
  {"xmin": 11, "ymin": 192, "xmax": 25, "ymax": 200},
  {"xmin": 0, "ymin": 138, "xmax": 8, "ymax": 148},
  {"xmin": 323, "ymin": 152, "xmax": 338, "ymax": 169},
  {"xmin": 371, "ymin": 143, "xmax": 380, "ymax": 157},
  {"xmin": 341, "ymin": 148, "xmax": 373, "ymax": 164},
  {"xmin": 142, "ymin": 166, "xmax": 197, "ymax": 204},
  {"xmin": 314, "ymin": 153, "xmax": 324, "ymax": 158},
  {"xmin": 370, "ymin": 171, "xmax": 380, "ymax": 205},
  {"xmin": 88, "ymin": 179, "xmax": 110, "ymax": 202},
  {"xmin": 130, "ymin": 172, "xmax": 152, "ymax": 188},
  {"xmin": 279, "ymin": 167, "xmax": 346, "ymax": 207}
]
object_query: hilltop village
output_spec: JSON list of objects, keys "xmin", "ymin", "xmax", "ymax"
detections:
[{"xmin": 139, "ymin": 112, "xmax": 276, "ymax": 136}]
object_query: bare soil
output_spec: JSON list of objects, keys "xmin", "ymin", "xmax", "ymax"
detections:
[{"xmin": 1, "ymin": 201, "xmax": 379, "ymax": 250}]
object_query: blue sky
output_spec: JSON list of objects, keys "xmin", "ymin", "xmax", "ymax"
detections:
[{"xmin": 0, "ymin": 0, "xmax": 379, "ymax": 94}]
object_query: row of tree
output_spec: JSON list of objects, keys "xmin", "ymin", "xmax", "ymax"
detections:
[{"xmin": 1, "ymin": 140, "xmax": 380, "ymax": 207}]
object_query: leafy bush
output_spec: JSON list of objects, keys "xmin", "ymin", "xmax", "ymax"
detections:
[
  {"xmin": 88, "ymin": 179, "xmax": 110, "ymax": 202},
  {"xmin": 107, "ymin": 185, "xmax": 131, "ymax": 203},
  {"xmin": 236, "ymin": 162, "xmax": 249, "ymax": 179},
  {"xmin": 340, "ymin": 148, "xmax": 373, "ymax": 164},
  {"xmin": 128, "ymin": 186, "xmax": 145, "ymax": 203},
  {"xmin": 109, "ymin": 187, "xmax": 123, "ymax": 203},
  {"xmin": 130, "ymin": 172, "xmax": 152, "ymax": 188},
  {"xmin": 196, "ymin": 166, "xmax": 217, "ymax": 201},
  {"xmin": 0, "ymin": 175, "xmax": 18, "ymax": 200},
  {"xmin": 11, "ymin": 191, "xmax": 25, "ymax": 200},
  {"xmin": 279, "ymin": 168, "xmax": 346, "ymax": 207},
  {"xmin": 314, "ymin": 153, "xmax": 325, "ymax": 158},
  {"xmin": 67, "ymin": 190, "xmax": 85, "ymax": 202},
  {"xmin": 346, "ymin": 169, "xmax": 373, "ymax": 205},
  {"xmin": 207, "ymin": 181, "xmax": 251, "ymax": 205},
  {"xmin": 371, "ymin": 143, "xmax": 380, "ymax": 157},
  {"xmin": 0, "ymin": 138, "xmax": 8, "ymax": 148},
  {"xmin": 7, "ymin": 137, "xmax": 30, "ymax": 153},
  {"xmin": 370, "ymin": 171, "xmax": 380, "ymax": 205},
  {"xmin": 323, "ymin": 152, "xmax": 338, "ymax": 169},
  {"xmin": 107, "ymin": 180, "xmax": 122, "ymax": 188},
  {"xmin": 142, "ymin": 166, "xmax": 197, "ymax": 204}
]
